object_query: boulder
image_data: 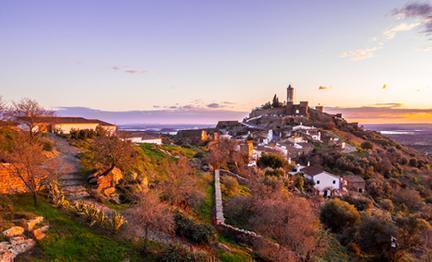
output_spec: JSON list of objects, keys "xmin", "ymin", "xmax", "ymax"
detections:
[
  {"xmin": 10, "ymin": 238, "xmax": 35, "ymax": 255},
  {"xmin": 32, "ymin": 225, "xmax": 49, "ymax": 241},
  {"xmin": 0, "ymin": 251, "xmax": 14, "ymax": 262},
  {"xmin": 2, "ymin": 226, "xmax": 24, "ymax": 238},
  {"xmin": 22, "ymin": 216, "xmax": 44, "ymax": 231}
]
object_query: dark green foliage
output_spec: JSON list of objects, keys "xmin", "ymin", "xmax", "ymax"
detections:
[
  {"xmin": 409, "ymin": 158, "xmax": 417, "ymax": 167},
  {"xmin": 264, "ymin": 168, "xmax": 285, "ymax": 177},
  {"xmin": 174, "ymin": 213, "xmax": 215, "ymax": 244},
  {"xmin": 69, "ymin": 129, "xmax": 97, "ymax": 140},
  {"xmin": 360, "ymin": 141, "xmax": 373, "ymax": 150},
  {"xmin": 355, "ymin": 216, "xmax": 396, "ymax": 259},
  {"xmin": 257, "ymin": 153, "xmax": 287, "ymax": 169},
  {"xmin": 272, "ymin": 94, "xmax": 281, "ymax": 108},
  {"xmin": 320, "ymin": 199, "xmax": 360, "ymax": 233},
  {"xmin": 42, "ymin": 141, "xmax": 53, "ymax": 151},
  {"xmin": 342, "ymin": 196, "xmax": 372, "ymax": 211}
]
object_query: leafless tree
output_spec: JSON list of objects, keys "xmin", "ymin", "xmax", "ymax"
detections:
[
  {"xmin": 5, "ymin": 132, "xmax": 59, "ymax": 206},
  {"xmin": 126, "ymin": 190, "xmax": 174, "ymax": 249},
  {"xmin": 159, "ymin": 157, "xmax": 204, "ymax": 210},
  {"xmin": 250, "ymin": 192, "xmax": 321, "ymax": 260},
  {"xmin": 90, "ymin": 134, "xmax": 137, "ymax": 172},
  {"xmin": 11, "ymin": 98, "xmax": 54, "ymax": 141}
]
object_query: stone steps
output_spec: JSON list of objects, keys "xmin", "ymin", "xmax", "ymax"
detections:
[{"xmin": 60, "ymin": 180, "xmax": 85, "ymax": 187}]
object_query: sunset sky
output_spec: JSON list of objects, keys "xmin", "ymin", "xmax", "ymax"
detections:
[{"xmin": 1, "ymin": 0, "xmax": 432, "ymax": 124}]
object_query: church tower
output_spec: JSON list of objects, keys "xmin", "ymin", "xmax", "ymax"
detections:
[{"xmin": 287, "ymin": 84, "xmax": 294, "ymax": 103}]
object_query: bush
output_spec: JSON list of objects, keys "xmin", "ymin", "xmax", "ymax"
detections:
[
  {"xmin": 159, "ymin": 244, "xmax": 208, "ymax": 262},
  {"xmin": 174, "ymin": 213, "xmax": 215, "ymax": 244},
  {"xmin": 355, "ymin": 216, "xmax": 396, "ymax": 259},
  {"xmin": 264, "ymin": 168, "xmax": 285, "ymax": 177},
  {"xmin": 320, "ymin": 199, "xmax": 360, "ymax": 233},
  {"xmin": 221, "ymin": 176, "xmax": 240, "ymax": 197},
  {"xmin": 257, "ymin": 153, "xmax": 287, "ymax": 169},
  {"xmin": 42, "ymin": 141, "xmax": 53, "ymax": 151},
  {"xmin": 361, "ymin": 141, "xmax": 373, "ymax": 150}
]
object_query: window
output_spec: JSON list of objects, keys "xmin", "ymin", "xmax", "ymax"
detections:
[
  {"xmin": 333, "ymin": 180, "xmax": 336, "ymax": 184},
  {"xmin": 316, "ymin": 180, "xmax": 320, "ymax": 184}
]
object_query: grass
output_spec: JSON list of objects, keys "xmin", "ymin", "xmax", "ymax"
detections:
[
  {"xmin": 161, "ymin": 144, "xmax": 198, "ymax": 159},
  {"xmin": 197, "ymin": 173, "xmax": 214, "ymax": 223},
  {"xmin": 139, "ymin": 143, "xmax": 167, "ymax": 161},
  {"xmin": 10, "ymin": 194, "xmax": 142, "ymax": 262}
]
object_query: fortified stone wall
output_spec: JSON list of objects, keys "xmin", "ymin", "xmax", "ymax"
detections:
[{"xmin": 248, "ymin": 107, "xmax": 286, "ymax": 118}]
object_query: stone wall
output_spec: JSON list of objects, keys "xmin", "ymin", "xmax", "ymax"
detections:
[
  {"xmin": 0, "ymin": 164, "xmax": 29, "ymax": 194},
  {"xmin": 214, "ymin": 169, "xmax": 264, "ymax": 245}
]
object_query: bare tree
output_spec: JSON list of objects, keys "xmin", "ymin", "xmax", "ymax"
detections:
[
  {"xmin": 90, "ymin": 134, "xmax": 137, "ymax": 172},
  {"xmin": 0, "ymin": 96, "xmax": 5, "ymax": 120},
  {"xmin": 159, "ymin": 157, "xmax": 204, "ymax": 210},
  {"xmin": 5, "ymin": 132, "xmax": 58, "ymax": 206},
  {"xmin": 250, "ymin": 192, "xmax": 322, "ymax": 260},
  {"xmin": 126, "ymin": 190, "xmax": 174, "ymax": 249},
  {"xmin": 12, "ymin": 98, "xmax": 53, "ymax": 141}
]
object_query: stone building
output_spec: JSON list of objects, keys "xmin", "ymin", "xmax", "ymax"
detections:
[{"xmin": 285, "ymin": 84, "xmax": 309, "ymax": 116}]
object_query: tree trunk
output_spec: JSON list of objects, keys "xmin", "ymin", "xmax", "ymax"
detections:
[{"xmin": 32, "ymin": 191, "xmax": 38, "ymax": 207}]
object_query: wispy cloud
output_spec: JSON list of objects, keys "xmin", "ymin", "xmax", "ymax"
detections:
[
  {"xmin": 318, "ymin": 86, "xmax": 332, "ymax": 90},
  {"xmin": 372, "ymin": 102, "xmax": 403, "ymax": 108},
  {"xmin": 326, "ymin": 105, "xmax": 432, "ymax": 123},
  {"xmin": 207, "ymin": 103, "xmax": 223, "ymax": 109},
  {"xmin": 393, "ymin": 2, "xmax": 432, "ymax": 37},
  {"xmin": 112, "ymin": 66, "xmax": 147, "ymax": 75},
  {"xmin": 341, "ymin": 2, "xmax": 428, "ymax": 61},
  {"xmin": 340, "ymin": 47, "xmax": 382, "ymax": 61},
  {"xmin": 383, "ymin": 22, "xmax": 421, "ymax": 39}
]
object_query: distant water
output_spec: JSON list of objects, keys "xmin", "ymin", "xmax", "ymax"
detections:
[
  {"xmin": 118, "ymin": 123, "xmax": 215, "ymax": 134},
  {"xmin": 364, "ymin": 123, "xmax": 432, "ymax": 135},
  {"xmin": 364, "ymin": 124, "xmax": 432, "ymax": 155}
]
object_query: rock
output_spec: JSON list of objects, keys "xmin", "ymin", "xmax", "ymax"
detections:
[
  {"xmin": 0, "ymin": 251, "xmax": 14, "ymax": 262},
  {"xmin": 32, "ymin": 225, "xmax": 49, "ymax": 241},
  {"xmin": 103, "ymin": 187, "xmax": 116, "ymax": 196},
  {"xmin": 22, "ymin": 216, "xmax": 44, "ymax": 231},
  {"xmin": 10, "ymin": 238, "xmax": 35, "ymax": 255},
  {"xmin": 2, "ymin": 226, "xmax": 24, "ymax": 238}
]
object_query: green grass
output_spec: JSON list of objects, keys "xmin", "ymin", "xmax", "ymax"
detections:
[
  {"xmin": 197, "ymin": 173, "xmax": 214, "ymax": 223},
  {"xmin": 139, "ymin": 143, "xmax": 167, "ymax": 161},
  {"xmin": 161, "ymin": 144, "xmax": 198, "ymax": 159},
  {"xmin": 219, "ymin": 250, "xmax": 251, "ymax": 262},
  {"xmin": 11, "ymin": 194, "xmax": 142, "ymax": 262}
]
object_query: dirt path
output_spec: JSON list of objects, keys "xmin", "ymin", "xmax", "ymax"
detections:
[{"xmin": 49, "ymin": 134, "xmax": 90, "ymax": 200}]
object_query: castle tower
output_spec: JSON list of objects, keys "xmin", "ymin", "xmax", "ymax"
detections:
[{"xmin": 287, "ymin": 84, "xmax": 294, "ymax": 103}]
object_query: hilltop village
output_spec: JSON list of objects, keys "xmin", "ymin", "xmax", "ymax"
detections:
[
  {"xmin": 1, "ymin": 90, "xmax": 432, "ymax": 261},
  {"xmin": 176, "ymin": 85, "xmax": 361, "ymax": 197}
]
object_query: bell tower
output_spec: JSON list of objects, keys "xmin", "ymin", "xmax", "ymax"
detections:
[{"xmin": 287, "ymin": 84, "xmax": 294, "ymax": 103}]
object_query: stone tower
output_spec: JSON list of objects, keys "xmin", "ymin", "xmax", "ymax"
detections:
[{"xmin": 287, "ymin": 84, "xmax": 294, "ymax": 103}]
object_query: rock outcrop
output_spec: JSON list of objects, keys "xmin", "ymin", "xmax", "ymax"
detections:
[
  {"xmin": 0, "ymin": 216, "xmax": 48, "ymax": 261},
  {"xmin": 88, "ymin": 167, "xmax": 124, "ymax": 203}
]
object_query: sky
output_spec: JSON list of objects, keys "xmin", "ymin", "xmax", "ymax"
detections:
[{"xmin": 1, "ymin": 0, "xmax": 432, "ymax": 124}]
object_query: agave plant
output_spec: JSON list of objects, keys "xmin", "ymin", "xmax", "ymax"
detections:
[{"xmin": 109, "ymin": 211, "xmax": 127, "ymax": 232}]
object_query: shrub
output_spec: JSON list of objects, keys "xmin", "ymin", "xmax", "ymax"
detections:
[
  {"xmin": 221, "ymin": 176, "xmax": 240, "ymax": 197},
  {"xmin": 174, "ymin": 213, "xmax": 215, "ymax": 244},
  {"xmin": 361, "ymin": 141, "xmax": 373, "ymax": 150},
  {"xmin": 409, "ymin": 158, "xmax": 417, "ymax": 167},
  {"xmin": 257, "ymin": 153, "xmax": 287, "ymax": 169},
  {"xmin": 320, "ymin": 199, "xmax": 360, "ymax": 233},
  {"xmin": 264, "ymin": 168, "xmax": 285, "ymax": 177},
  {"xmin": 355, "ymin": 216, "xmax": 396, "ymax": 259},
  {"xmin": 159, "ymin": 244, "xmax": 208, "ymax": 262},
  {"xmin": 42, "ymin": 141, "xmax": 53, "ymax": 151}
]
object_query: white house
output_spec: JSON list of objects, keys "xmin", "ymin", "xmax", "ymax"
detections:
[{"xmin": 301, "ymin": 166, "xmax": 340, "ymax": 197}]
